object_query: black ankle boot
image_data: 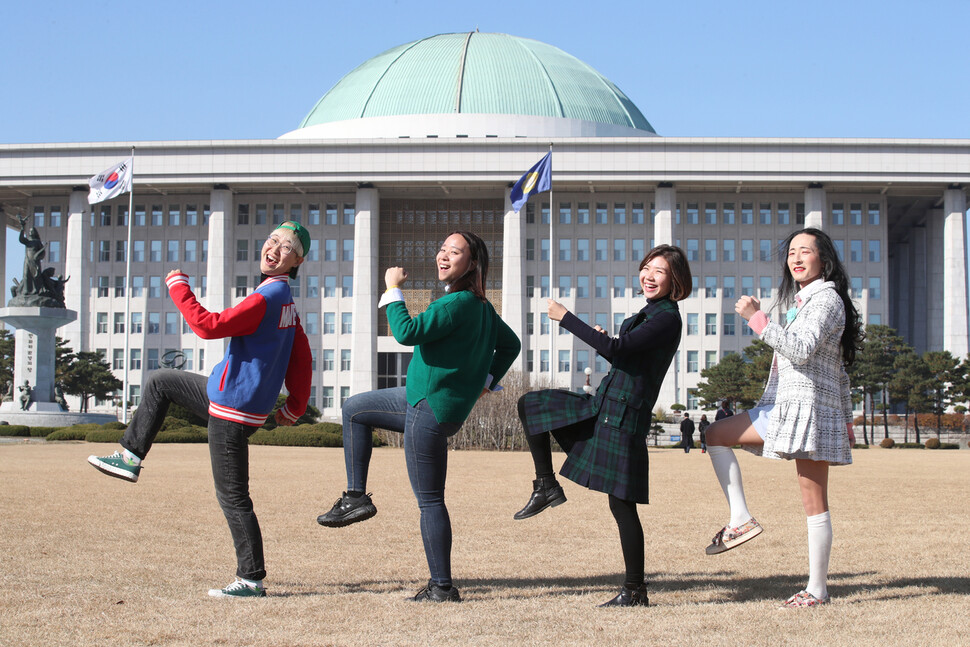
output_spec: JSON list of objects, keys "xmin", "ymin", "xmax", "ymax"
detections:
[
  {"xmin": 599, "ymin": 583, "xmax": 649, "ymax": 607},
  {"xmin": 513, "ymin": 477, "xmax": 566, "ymax": 520}
]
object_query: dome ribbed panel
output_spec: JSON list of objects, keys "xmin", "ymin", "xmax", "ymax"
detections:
[
  {"xmin": 296, "ymin": 32, "xmax": 655, "ymax": 134},
  {"xmin": 521, "ymin": 39, "xmax": 650, "ymax": 131},
  {"xmin": 299, "ymin": 42, "xmax": 412, "ymax": 127},
  {"xmin": 459, "ymin": 33, "xmax": 562, "ymax": 117},
  {"xmin": 362, "ymin": 34, "xmax": 465, "ymax": 117},
  {"xmin": 600, "ymin": 78, "xmax": 655, "ymax": 133}
]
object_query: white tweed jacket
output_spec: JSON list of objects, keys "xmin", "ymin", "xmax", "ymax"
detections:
[{"xmin": 751, "ymin": 280, "xmax": 853, "ymax": 465}]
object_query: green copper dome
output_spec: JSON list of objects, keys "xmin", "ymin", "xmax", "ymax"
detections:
[{"xmin": 295, "ymin": 32, "xmax": 655, "ymax": 136}]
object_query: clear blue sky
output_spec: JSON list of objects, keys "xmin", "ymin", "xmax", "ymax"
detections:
[
  {"xmin": 3, "ymin": 0, "xmax": 969, "ymax": 290},
  {"xmin": 3, "ymin": 0, "xmax": 968, "ymax": 143}
]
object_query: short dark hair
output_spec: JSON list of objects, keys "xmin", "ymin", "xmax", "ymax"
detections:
[{"xmin": 638, "ymin": 245, "xmax": 692, "ymax": 301}]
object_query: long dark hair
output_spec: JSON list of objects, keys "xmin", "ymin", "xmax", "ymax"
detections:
[
  {"xmin": 445, "ymin": 230, "xmax": 489, "ymax": 302},
  {"xmin": 778, "ymin": 228, "xmax": 863, "ymax": 365}
]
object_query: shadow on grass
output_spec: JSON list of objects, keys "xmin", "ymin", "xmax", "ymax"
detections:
[{"xmin": 270, "ymin": 571, "xmax": 970, "ymax": 603}]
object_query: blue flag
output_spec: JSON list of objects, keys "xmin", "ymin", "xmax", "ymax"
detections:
[{"xmin": 509, "ymin": 152, "xmax": 552, "ymax": 213}]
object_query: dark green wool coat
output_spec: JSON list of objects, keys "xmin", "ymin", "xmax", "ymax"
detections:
[
  {"xmin": 387, "ymin": 289, "xmax": 521, "ymax": 425},
  {"xmin": 520, "ymin": 298, "xmax": 681, "ymax": 502}
]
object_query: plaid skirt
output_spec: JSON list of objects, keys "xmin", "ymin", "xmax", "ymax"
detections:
[{"xmin": 520, "ymin": 388, "xmax": 650, "ymax": 503}]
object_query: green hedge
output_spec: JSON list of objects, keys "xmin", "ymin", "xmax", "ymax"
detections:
[
  {"xmin": 46, "ymin": 427, "xmax": 89, "ymax": 441},
  {"xmin": 0, "ymin": 425, "xmax": 31, "ymax": 437},
  {"xmin": 28, "ymin": 426, "xmax": 61, "ymax": 437},
  {"xmin": 250, "ymin": 429, "xmax": 343, "ymax": 447},
  {"xmin": 85, "ymin": 429, "xmax": 125, "ymax": 443},
  {"xmin": 249, "ymin": 422, "xmax": 381, "ymax": 448},
  {"xmin": 156, "ymin": 426, "xmax": 208, "ymax": 443}
]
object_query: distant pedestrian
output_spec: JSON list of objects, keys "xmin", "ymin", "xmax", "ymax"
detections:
[
  {"xmin": 680, "ymin": 413, "xmax": 695, "ymax": 453},
  {"xmin": 715, "ymin": 400, "xmax": 734, "ymax": 421},
  {"xmin": 698, "ymin": 414, "xmax": 710, "ymax": 453}
]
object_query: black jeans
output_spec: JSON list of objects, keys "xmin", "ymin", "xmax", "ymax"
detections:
[{"xmin": 121, "ymin": 369, "xmax": 266, "ymax": 581}]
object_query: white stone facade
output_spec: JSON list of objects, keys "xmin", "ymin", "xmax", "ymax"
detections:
[{"xmin": 0, "ymin": 137, "xmax": 967, "ymax": 417}]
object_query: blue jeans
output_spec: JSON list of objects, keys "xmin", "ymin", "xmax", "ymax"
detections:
[
  {"xmin": 342, "ymin": 387, "xmax": 461, "ymax": 586},
  {"xmin": 121, "ymin": 369, "xmax": 266, "ymax": 581}
]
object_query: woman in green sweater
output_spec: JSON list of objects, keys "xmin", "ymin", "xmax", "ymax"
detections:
[{"xmin": 317, "ymin": 231, "xmax": 520, "ymax": 602}]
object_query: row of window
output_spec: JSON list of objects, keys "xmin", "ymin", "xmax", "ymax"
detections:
[
  {"xmin": 523, "ymin": 274, "xmax": 883, "ymax": 300},
  {"xmin": 237, "ymin": 203, "xmax": 355, "ymax": 227},
  {"xmin": 90, "ymin": 238, "xmax": 355, "ymax": 265},
  {"xmin": 32, "ymin": 202, "xmax": 355, "ymax": 229},
  {"xmin": 27, "ymin": 199, "xmax": 883, "ymax": 230},
  {"xmin": 95, "ymin": 310, "xmax": 355, "ymax": 336},
  {"xmin": 526, "ymin": 200, "xmax": 881, "ymax": 227},
  {"xmin": 525, "ymin": 237, "xmax": 882, "ymax": 264},
  {"xmin": 93, "ymin": 274, "xmax": 358, "ymax": 300}
]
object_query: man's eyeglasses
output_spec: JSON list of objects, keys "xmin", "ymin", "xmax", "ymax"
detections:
[{"xmin": 264, "ymin": 236, "xmax": 295, "ymax": 256}]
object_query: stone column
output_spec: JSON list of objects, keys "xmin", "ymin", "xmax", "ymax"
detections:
[
  {"xmin": 351, "ymin": 187, "xmax": 379, "ymax": 395},
  {"xmin": 502, "ymin": 190, "xmax": 527, "ymax": 375},
  {"xmin": 654, "ymin": 183, "xmax": 675, "ymax": 246},
  {"xmin": 805, "ymin": 184, "xmax": 826, "ymax": 229},
  {"xmin": 942, "ymin": 187, "xmax": 968, "ymax": 357},
  {"xmin": 0, "ymin": 216, "xmax": 5, "ymax": 309},
  {"xmin": 205, "ymin": 187, "xmax": 232, "ymax": 364},
  {"xmin": 61, "ymin": 188, "xmax": 90, "ymax": 353},
  {"xmin": 654, "ymin": 183, "xmax": 677, "ymax": 406}
]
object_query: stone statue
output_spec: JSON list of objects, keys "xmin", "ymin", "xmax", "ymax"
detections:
[
  {"xmin": 1, "ymin": 381, "xmax": 12, "ymax": 402},
  {"xmin": 18, "ymin": 380, "xmax": 33, "ymax": 411},
  {"xmin": 54, "ymin": 384, "xmax": 69, "ymax": 411},
  {"xmin": 9, "ymin": 213, "xmax": 69, "ymax": 308}
]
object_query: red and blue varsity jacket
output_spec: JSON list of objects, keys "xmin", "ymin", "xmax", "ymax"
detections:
[{"xmin": 166, "ymin": 272, "xmax": 310, "ymax": 426}]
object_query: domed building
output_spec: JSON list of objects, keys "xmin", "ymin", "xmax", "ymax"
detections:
[
  {"xmin": 0, "ymin": 32, "xmax": 966, "ymax": 418},
  {"xmin": 282, "ymin": 32, "xmax": 655, "ymax": 139}
]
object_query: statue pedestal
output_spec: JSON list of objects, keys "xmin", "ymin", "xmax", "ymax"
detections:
[
  {"xmin": 0, "ymin": 307, "xmax": 77, "ymax": 406},
  {"xmin": 0, "ymin": 307, "xmax": 117, "ymax": 426}
]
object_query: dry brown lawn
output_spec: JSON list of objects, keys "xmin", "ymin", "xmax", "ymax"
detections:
[{"xmin": 0, "ymin": 441, "xmax": 966, "ymax": 646}]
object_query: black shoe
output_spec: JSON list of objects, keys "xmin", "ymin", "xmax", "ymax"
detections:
[
  {"xmin": 411, "ymin": 579, "xmax": 461, "ymax": 603},
  {"xmin": 316, "ymin": 492, "xmax": 377, "ymax": 527},
  {"xmin": 599, "ymin": 584, "xmax": 649, "ymax": 607},
  {"xmin": 513, "ymin": 477, "xmax": 566, "ymax": 520}
]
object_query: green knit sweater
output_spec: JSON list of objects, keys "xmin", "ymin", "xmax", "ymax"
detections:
[{"xmin": 386, "ymin": 290, "xmax": 521, "ymax": 424}]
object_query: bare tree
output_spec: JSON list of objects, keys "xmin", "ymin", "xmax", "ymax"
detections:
[{"xmin": 375, "ymin": 371, "xmax": 552, "ymax": 450}]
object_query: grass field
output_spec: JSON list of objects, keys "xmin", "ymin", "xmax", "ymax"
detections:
[{"xmin": 1, "ymin": 441, "xmax": 966, "ymax": 646}]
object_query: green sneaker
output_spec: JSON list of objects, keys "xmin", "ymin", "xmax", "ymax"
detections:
[
  {"xmin": 87, "ymin": 451, "xmax": 141, "ymax": 482},
  {"xmin": 208, "ymin": 579, "xmax": 266, "ymax": 598}
]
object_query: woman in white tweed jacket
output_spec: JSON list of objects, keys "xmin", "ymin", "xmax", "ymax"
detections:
[{"xmin": 703, "ymin": 228, "xmax": 863, "ymax": 608}]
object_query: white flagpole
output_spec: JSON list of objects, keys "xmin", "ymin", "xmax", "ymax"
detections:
[
  {"xmin": 547, "ymin": 143, "xmax": 554, "ymax": 386},
  {"xmin": 122, "ymin": 147, "xmax": 135, "ymax": 423}
]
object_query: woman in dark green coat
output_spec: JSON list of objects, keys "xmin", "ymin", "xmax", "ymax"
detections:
[
  {"xmin": 317, "ymin": 231, "xmax": 520, "ymax": 602},
  {"xmin": 515, "ymin": 244, "xmax": 691, "ymax": 607}
]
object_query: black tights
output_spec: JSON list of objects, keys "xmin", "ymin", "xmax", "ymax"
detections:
[
  {"xmin": 518, "ymin": 396, "xmax": 555, "ymax": 480},
  {"xmin": 518, "ymin": 397, "xmax": 644, "ymax": 589},
  {"xmin": 609, "ymin": 495, "xmax": 645, "ymax": 589}
]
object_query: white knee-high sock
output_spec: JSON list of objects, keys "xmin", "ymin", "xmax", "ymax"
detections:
[
  {"xmin": 805, "ymin": 511, "xmax": 832, "ymax": 600},
  {"xmin": 707, "ymin": 445, "xmax": 751, "ymax": 528}
]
